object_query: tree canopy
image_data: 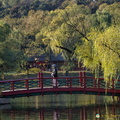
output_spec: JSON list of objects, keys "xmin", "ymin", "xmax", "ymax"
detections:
[
  {"xmin": 0, "ymin": 20, "xmax": 25, "ymax": 75},
  {"xmin": 0, "ymin": 0, "xmax": 120, "ymax": 81}
]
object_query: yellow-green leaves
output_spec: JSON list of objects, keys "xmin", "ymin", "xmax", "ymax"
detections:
[
  {"xmin": 0, "ymin": 20, "xmax": 11, "ymax": 42},
  {"xmin": 85, "ymin": 26, "xmax": 120, "ymax": 81}
]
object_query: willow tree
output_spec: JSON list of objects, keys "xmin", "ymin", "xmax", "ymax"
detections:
[
  {"xmin": 75, "ymin": 3, "xmax": 120, "ymax": 81},
  {"xmin": 75, "ymin": 25, "xmax": 120, "ymax": 81},
  {"xmin": 35, "ymin": 2, "xmax": 120, "ymax": 82},
  {"xmin": 40, "ymin": 3, "xmax": 92, "ymax": 60},
  {"xmin": 94, "ymin": 26, "xmax": 120, "ymax": 81},
  {"xmin": 102, "ymin": 3, "xmax": 120, "ymax": 26}
]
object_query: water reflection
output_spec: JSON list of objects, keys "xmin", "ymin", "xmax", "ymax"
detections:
[
  {"xmin": 1, "ymin": 105, "xmax": 120, "ymax": 120},
  {"xmin": 0, "ymin": 94, "xmax": 120, "ymax": 120}
]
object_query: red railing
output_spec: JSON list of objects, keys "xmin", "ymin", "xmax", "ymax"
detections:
[{"xmin": 0, "ymin": 72, "xmax": 120, "ymax": 97}]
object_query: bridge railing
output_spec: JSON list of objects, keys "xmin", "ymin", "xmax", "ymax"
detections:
[{"xmin": 0, "ymin": 72, "xmax": 119, "ymax": 93}]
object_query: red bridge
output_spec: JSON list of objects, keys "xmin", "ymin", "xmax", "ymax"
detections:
[{"xmin": 0, "ymin": 72, "xmax": 120, "ymax": 98}]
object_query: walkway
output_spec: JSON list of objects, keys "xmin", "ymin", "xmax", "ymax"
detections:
[{"xmin": 0, "ymin": 72, "xmax": 120, "ymax": 98}]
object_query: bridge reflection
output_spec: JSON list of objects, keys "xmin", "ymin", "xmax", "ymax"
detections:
[{"xmin": 2, "ymin": 103, "xmax": 120, "ymax": 120}]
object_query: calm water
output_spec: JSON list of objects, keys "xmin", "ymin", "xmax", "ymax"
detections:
[{"xmin": 0, "ymin": 94, "xmax": 120, "ymax": 120}]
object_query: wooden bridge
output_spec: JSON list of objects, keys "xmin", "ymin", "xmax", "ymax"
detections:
[{"xmin": 0, "ymin": 72, "xmax": 120, "ymax": 98}]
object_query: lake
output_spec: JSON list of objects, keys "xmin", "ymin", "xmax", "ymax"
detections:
[{"xmin": 0, "ymin": 94, "xmax": 120, "ymax": 120}]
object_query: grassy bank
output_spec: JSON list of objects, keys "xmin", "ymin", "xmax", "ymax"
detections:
[{"xmin": 0, "ymin": 67, "xmax": 94, "ymax": 80}]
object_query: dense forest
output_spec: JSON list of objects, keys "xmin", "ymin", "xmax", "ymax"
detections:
[
  {"xmin": 0, "ymin": 0, "xmax": 120, "ymax": 81},
  {"xmin": 0, "ymin": 0, "xmax": 119, "ymax": 17}
]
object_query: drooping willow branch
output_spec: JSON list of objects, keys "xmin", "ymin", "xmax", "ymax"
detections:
[
  {"xmin": 56, "ymin": 45, "xmax": 76, "ymax": 63},
  {"xmin": 102, "ymin": 43, "xmax": 120, "ymax": 58},
  {"xmin": 56, "ymin": 45, "xmax": 73, "ymax": 53},
  {"xmin": 56, "ymin": 45, "xmax": 76, "ymax": 57},
  {"xmin": 58, "ymin": 11, "xmax": 120, "ymax": 60},
  {"xmin": 63, "ymin": 11, "xmax": 90, "ymax": 42}
]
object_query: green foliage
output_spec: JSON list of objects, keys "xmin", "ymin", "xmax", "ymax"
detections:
[
  {"xmin": 94, "ymin": 26, "xmax": 120, "ymax": 80},
  {"xmin": 1, "ymin": 0, "xmax": 20, "ymax": 7},
  {"xmin": 29, "ymin": 67, "xmax": 40, "ymax": 74},
  {"xmin": 40, "ymin": 4, "xmax": 92, "ymax": 62},
  {"xmin": 34, "ymin": 2, "xmax": 120, "ymax": 81},
  {"xmin": 0, "ymin": 20, "xmax": 11, "ymax": 42},
  {"xmin": 94, "ymin": 11, "xmax": 112, "ymax": 30},
  {"xmin": 60, "ymin": 62, "xmax": 75, "ymax": 71},
  {"xmin": 0, "ymin": 21, "xmax": 26, "ymax": 76},
  {"xmin": 0, "ymin": 0, "xmax": 67, "ymax": 18},
  {"xmin": 76, "ymin": 25, "xmax": 120, "ymax": 81},
  {"xmin": 0, "ymin": 1, "xmax": 120, "ymax": 83},
  {"xmin": 102, "ymin": 3, "xmax": 120, "ymax": 26}
]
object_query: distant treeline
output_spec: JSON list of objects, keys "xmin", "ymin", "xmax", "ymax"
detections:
[{"xmin": 0, "ymin": 0, "xmax": 119, "ymax": 18}]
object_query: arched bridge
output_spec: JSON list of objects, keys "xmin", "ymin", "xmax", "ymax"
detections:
[{"xmin": 0, "ymin": 72, "xmax": 120, "ymax": 98}]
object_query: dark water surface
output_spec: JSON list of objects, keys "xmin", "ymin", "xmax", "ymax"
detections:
[{"xmin": 0, "ymin": 94, "xmax": 120, "ymax": 120}]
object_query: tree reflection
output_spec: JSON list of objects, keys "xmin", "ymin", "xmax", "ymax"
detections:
[{"xmin": 1, "ymin": 103, "xmax": 120, "ymax": 120}]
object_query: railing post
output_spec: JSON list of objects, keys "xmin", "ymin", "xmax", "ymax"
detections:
[
  {"xmin": 41, "ymin": 73, "xmax": 43, "ymax": 89},
  {"xmin": 98, "ymin": 78, "xmax": 100, "ymax": 88},
  {"xmin": 79, "ymin": 72, "xmax": 83, "ymax": 87},
  {"xmin": 94, "ymin": 78, "xmax": 97, "ymax": 88},
  {"xmin": 112, "ymin": 79, "xmax": 115, "ymax": 89},
  {"xmin": 70, "ymin": 78, "xmax": 72, "ymax": 88},
  {"xmin": 66, "ymin": 78, "xmax": 69, "ymax": 87},
  {"xmin": 83, "ymin": 72, "xmax": 86, "ymax": 93},
  {"xmin": 38, "ymin": 72, "xmax": 43, "ymax": 87},
  {"xmin": 11, "ymin": 82, "xmax": 14, "ymax": 91},
  {"xmin": 56, "ymin": 77, "xmax": 58, "ymax": 88},
  {"xmin": 38, "ymin": 72, "xmax": 41, "ymax": 87},
  {"xmin": 25, "ymin": 80, "xmax": 29, "ymax": 90}
]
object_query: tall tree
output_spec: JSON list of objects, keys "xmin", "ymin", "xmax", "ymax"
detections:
[
  {"xmin": 40, "ymin": 3, "xmax": 92, "ymax": 60},
  {"xmin": 75, "ymin": 25, "xmax": 120, "ymax": 81}
]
